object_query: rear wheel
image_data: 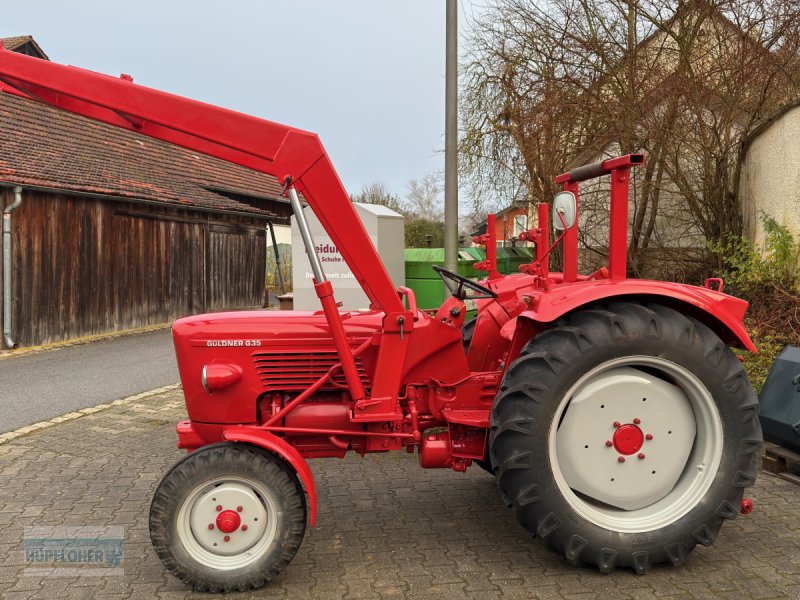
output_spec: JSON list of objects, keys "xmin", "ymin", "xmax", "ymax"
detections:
[
  {"xmin": 149, "ymin": 443, "xmax": 306, "ymax": 592},
  {"xmin": 490, "ymin": 302, "xmax": 761, "ymax": 573}
]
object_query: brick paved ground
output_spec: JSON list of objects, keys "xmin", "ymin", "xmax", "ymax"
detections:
[{"xmin": 0, "ymin": 388, "xmax": 799, "ymax": 600}]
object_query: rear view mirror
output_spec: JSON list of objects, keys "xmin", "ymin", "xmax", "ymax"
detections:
[{"xmin": 553, "ymin": 191, "xmax": 577, "ymax": 231}]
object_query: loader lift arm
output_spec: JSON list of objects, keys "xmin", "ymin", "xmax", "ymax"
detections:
[{"xmin": 0, "ymin": 47, "xmax": 404, "ymax": 316}]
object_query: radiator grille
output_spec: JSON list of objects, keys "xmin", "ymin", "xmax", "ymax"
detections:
[{"xmin": 252, "ymin": 350, "xmax": 370, "ymax": 392}]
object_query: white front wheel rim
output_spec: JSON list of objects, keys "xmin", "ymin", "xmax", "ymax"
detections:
[{"xmin": 177, "ymin": 476, "xmax": 279, "ymax": 570}]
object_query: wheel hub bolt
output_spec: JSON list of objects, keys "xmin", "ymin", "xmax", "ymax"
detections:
[
  {"xmin": 207, "ymin": 524, "xmax": 214, "ymax": 530},
  {"xmin": 638, "ymin": 453, "xmax": 645, "ymax": 460},
  {"xmin": 605, "ymin": 440, "xmax": 613, "ymax": 447},
  {"xmin": 215, "ymin": 505, "xmax": 222, "ymax": 512},
  {"xmin": 223, "ymin": 535, "xmax": 230, "ymax": 542},
  {"xmin": 618, "ymin": 456, "xmax": 625, "ymax": 463},
  {"xmin": 646, "ymin": 433, "xmax": 653, "ymax": 440},
  {"xmin": 237, "ymin": 506, "xmax": 243, "ymax": 512},
  {"xmin": 613, "ymin": 421, "xmax": 621, "ymax": 428},
  {"xmin": 242, "ymin": 525, "xmax": 248, "ymax": 531},
  {"xmin": 633, "ymin": 418, "xmax": 641, "ymax": 425}
]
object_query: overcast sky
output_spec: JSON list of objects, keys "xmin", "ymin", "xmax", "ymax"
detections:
[{"xmin": 4, "ymin": 0, "xmax": 485, "ymax": 199}]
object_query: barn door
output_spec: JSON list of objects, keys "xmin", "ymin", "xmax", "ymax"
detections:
[{"xmin": 204, "ymin": 223, "xmax": 266, "ymax": 312}]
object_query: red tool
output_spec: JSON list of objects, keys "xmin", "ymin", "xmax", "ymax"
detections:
[{"xmin": 0, "ymin": 49, "xmax": 762, "ymax": 589}]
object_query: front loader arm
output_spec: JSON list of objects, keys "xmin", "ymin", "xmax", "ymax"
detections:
[{"xmin": 0, "ymin": 47, "xmax": 403, "ymax": 315}]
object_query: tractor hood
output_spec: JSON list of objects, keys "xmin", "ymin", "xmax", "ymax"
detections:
[
  {"xmin": 172, "ymin": 309, "xmax": 384, "ymax": 345},
  {"xmin": 171, "ymin": 310, "xmax": 383, "ymax": 424}
]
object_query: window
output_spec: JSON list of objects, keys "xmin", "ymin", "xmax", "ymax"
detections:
[{"xmin": 513, "ymin": 213, "xmax": 528, "ymax": 237}]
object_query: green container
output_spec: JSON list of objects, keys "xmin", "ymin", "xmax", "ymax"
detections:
[
  {"xmin": 404, "ymin": 248, "xmax": 439, "ymax": 279},
  {"xmin": 454, "ymin": 245, "xmax": 534, "ymax": 277},
  {"xmin": 405, "ymin": 278, "xmax": 448, "ymax": 309},
  {"xmin": 507, "ymin": 246, "xmax": 535, "ymax": 274},
  {"xmin": 494, "ymin": 246, "xmax": 511, "ymax": 274},
  {"xmin": 403, "ymin": 246, "xmax": 535, "ymax": 310},
  {"xmin": 404, "ymin": 248, "xmax": 476, "ymax": 278},
  {"xmin": 462, "ymin": 247, "xmax": 485, "ymax": 276},
  {"xmin": 404, "ymin": 247, "xmax": 478, "ymax": 309}
]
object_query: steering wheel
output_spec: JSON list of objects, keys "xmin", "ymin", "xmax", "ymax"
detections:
[{"xmin": 432, "ymin": 265, "xmax": 497, "ymax": 300}]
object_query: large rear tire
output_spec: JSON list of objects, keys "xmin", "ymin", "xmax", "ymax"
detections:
[
  {"xmin": 149, "ymin": 443, "xmax": 307, "ymax": 592},
  {"xmin": 490, "ymin": 302, "xmax": 761, "ymax": 574}
]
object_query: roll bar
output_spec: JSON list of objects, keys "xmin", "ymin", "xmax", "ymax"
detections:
[
  {"xmin": 554, "ymin": 154, "xmax": 645, "ymax": 281},
  {"xmin": 555, "ymin": 154, "xmax": 645, "ymax": 184}
]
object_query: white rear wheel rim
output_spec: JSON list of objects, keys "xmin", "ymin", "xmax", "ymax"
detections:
[{"xmin": 549, "ymin": 356, "xmax": 723, "ymax": 533}]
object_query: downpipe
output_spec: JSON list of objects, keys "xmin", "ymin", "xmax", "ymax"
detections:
[{"xmin": 3, "ymin": 186, "xmax": 22, "ymax": 349}]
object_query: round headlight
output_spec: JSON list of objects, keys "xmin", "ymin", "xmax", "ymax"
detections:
[{"xmin": 201, "ymin": 363, "xmax": 243, "ymax": 394}]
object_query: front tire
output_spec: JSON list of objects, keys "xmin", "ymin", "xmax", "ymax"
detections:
[
  {"xmin": 149, "ymin": 443, "xmax": 307, "ymax": 592},
  {"xmin": 490, "ymin": 302, "xmax": 761, "ymax": 574}
]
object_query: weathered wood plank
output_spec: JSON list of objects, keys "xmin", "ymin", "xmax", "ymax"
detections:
[{"xmin": 4, "ymin": 190, "xmax": 267, "ymax": 347}]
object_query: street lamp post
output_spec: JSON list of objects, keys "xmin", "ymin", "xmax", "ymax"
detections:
[{"xmin": 444, "ymin": 0, "xmax": 458, "ymax": 271}]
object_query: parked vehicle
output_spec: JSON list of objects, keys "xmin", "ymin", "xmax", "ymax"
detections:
[{"xmin": 0, "ymin": 48, "xmax": 761, "ymax": 591}]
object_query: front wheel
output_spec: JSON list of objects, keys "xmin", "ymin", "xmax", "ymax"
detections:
[
  {"xmin": 149, "ymin": 443, "xmax": 307, "ymax": 592},
  {"xmin": 490, "ymin": 302, "xmax": 761, "ymax": 574}
]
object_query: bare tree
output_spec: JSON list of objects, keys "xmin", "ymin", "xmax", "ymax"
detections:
[
  {"xmin": 351, "ymin": 181, "xmax": 407, "ymax": 214},
  {"xmin": 461, "ymin": 0, "xmax": 800, "ymax": 276},
  {"xmin": 405, "ymin": 174, "xmax": 444, "ymax": 221}
]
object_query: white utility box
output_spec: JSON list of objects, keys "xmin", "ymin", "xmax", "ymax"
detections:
[{"xmin": 291, "ymin": 202, "xmax": 404, "ymax": 310}]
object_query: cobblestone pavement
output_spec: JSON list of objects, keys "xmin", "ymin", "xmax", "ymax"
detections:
[{"xmin": 0, "ymin": 388, "xmax": 799, "ymax": 600}]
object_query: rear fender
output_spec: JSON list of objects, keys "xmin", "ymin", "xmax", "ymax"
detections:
[
  {"xmin": 513, "ymin": 281, "xmax": 756, "ymax": 358},
  {"xmin": 467, "ymin": 300, "xmax": 513, "ymax": 371},
  {"xmin": 222, "ymin": 426, "xmax": 318, "ymax": 526}
]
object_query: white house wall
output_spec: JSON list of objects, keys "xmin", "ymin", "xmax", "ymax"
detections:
[{"xmin": 742, "ymin": 106, "xmax": 800, "ymax": 247}]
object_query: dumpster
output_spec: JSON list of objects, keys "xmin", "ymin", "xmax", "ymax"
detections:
[
  {"xmin": 404, "ymin": 248, "xmax": 477, "ymax": 310},
  {"xmin": 462, "ymin": 246, "xmax": 486, "ymax": 278},
  {"xmin": 507, "ymin": 246, "xmax": 535, "ymax": 274},
  {"xmin": 461, "ymin": 246, "xmax": 532, "ymax": 276},
  {"xmin": 495, "ymin": 246, "xmax": 511, "ymax": 274}
]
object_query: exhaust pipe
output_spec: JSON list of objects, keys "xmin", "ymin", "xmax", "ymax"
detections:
[{"xmin": 3, "ymin": 186, "xmax": 22, "ymax": 349}]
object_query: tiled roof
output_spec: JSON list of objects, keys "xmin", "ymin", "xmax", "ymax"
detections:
[
  {"xmin": 0, "ymin": 92, "xmax": 284, "ymax": 217},
  {"xmin": 0, "ymin": 36, "xmax": 48, "ymax": 59},
  {"xmin": 0, "ymin": 35, "xmax": 284, "ymax": 218},
  {"xmin": 1, "ymin": 36, "xmax": 32, "ymax": 50}
]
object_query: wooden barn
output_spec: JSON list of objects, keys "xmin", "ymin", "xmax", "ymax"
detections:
[{"xmin": 0, "ymin": 36, "xmax": 291, "ymax": 349}]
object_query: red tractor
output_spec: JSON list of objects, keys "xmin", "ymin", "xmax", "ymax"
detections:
[{"xmin": 0, "ymin": 49, "xmax": 761, "ymax": 591}]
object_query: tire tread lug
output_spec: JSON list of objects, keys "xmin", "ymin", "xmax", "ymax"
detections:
[
  {"xmin": 514, "ymin": 483, "xmax": 542, "ymax": 508},
  {"xmin": 715, "ymin": 499, "xmax": 739, "ymax": 520},
  {"xmin": 665, "ymin": 542, "xmax": 686, "ymax": 566},
  {"xmin": 598, "ymin": 548, "xmax": 617, "ymax": 573},
  {"xmin": 632, "ymin": 551, "xmax": 649, "ymax": 575},
  {"xmin": 536, "ymin": 512, "xmax": 561, "ymax": 538},
  {"xmin": 565, "ymin": 534, "xmax": 587, "ymax": 563},
  {"xmin": 692, "ymin": 524, "xmax": 716, "ymax": 547}
]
